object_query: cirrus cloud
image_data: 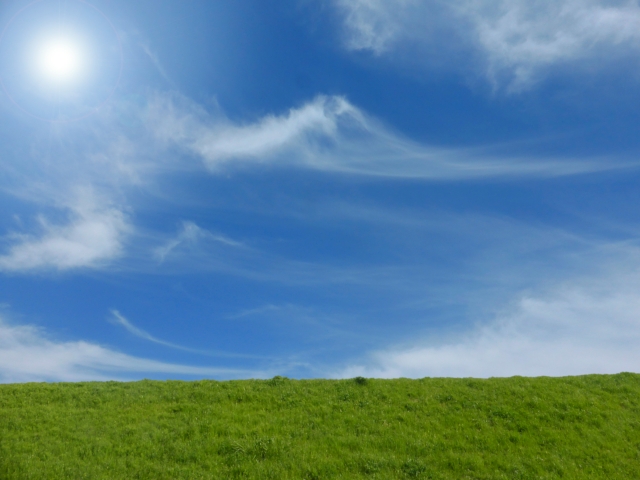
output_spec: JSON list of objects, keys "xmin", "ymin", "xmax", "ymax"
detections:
[{"xmin": 148, "ymin": 93, "xmax": 612, "ymax": 178}]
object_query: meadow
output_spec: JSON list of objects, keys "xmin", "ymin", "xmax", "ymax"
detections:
[{"xmin": 1, "ymin": 374, "xmax": 639, "ymax": 479}]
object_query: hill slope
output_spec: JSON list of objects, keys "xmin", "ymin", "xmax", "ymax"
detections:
[{"xmin": 1, "ymin": 374, "xmax": 639, "ymax": 479}]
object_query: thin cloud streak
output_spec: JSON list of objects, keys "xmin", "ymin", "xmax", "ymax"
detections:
[
  {"xmin": 140, "ymin": 43, "xmax": 174, "ymax": 85},
  {"xmin": 110, "ymin": 309, "xmax": 191, "ymax": 351},
  {"xmin": 149, "ymin": 93, "xmax": 617, "ymax": 179},
  {"xmin": 154, "ymin": 221, "xmax": 243, "ymax": 263},
  {"xmin": 144, "ymin": 208, "xmax": 624, "ymax": 337},
  {"xmin": 109, "ymin": 310, "xmax": 268, "ymax": 360}
]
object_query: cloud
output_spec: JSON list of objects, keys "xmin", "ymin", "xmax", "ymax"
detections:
[
  {"xmin": 338, "ymin": 266, "xmax": 640, "ymax": 378},
  {"xmin": 154, "ymin": 221, "xmax": 242, "ymax": 262},
  {"xmin": 110, "ymin": 309, "xmax": 191, "ymax": 351},
  {"xmin": 333, "ymin": 0, "xmax": 425, "ymax": 55},
  {"xmin": 140, "ymin": 43, "xmax": 173, "ymax": 85},
  {"xmin": 149, "ymin": 93, "xmax": 611, "ymax": 178},
  {"xmin": 0, "ymin": 88, "xmax": 620, "ymax": 278},
  {"xmin": 466, "ymin": 0, "xmax": 640, "ymax": 89},
  {"xmin": 0, "ymin": 315, "xmax": 252, "ymax": 383},
  {"xmin": 148, "ymin": 94, "xmax": 343, "ymax": 169},
  {"xmin": 0, "ymin": 192, "xmax": 130, "ymax": 272},
  {"xmin": 333, "ymin": 0, "xmax": 640, "ymax": 89},
  {"xmin": 109, "ymin": 310, "xmax": 265, "ymax": 359}
]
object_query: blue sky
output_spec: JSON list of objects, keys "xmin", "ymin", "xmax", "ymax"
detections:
[{"xmin": 2, "ymin": 0, "xmax": 640, "ymax": 382}]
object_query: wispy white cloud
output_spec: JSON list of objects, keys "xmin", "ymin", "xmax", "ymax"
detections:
[
  {"xmin": 333, "ymin": 0, "xmax": 640, "ymax": 90},
  {"xmin": 466, "ymin": 0, "xmax": 640, "ymax": 89},
  {"xmin": 143, "ymin": 195, "xmax": 624, "ymax": 309},
  {"xmin": 109, "ymin": 309, "xmax": 266, "ymax": 359},
  {"xmin": 149, "ymin": 93, "xmax": 612, "ymax": 178},
  {"xmin": 228, "ymin": 303, "xmax": 357, "ymax": 339},
  {"xmin": 334, "ymin": 0, "xmax": 424, "ymax": 55},
  {"xmin": 0, "ymin": 191, "xmax": 130, "ymax": 272},
  {"xmin": 0, "ymin": 315, "xmax": 253, "ymax": 383},
  {"xmin": 229, "ymin": 304, "xmax": 290, "ymax": 319},
  {"xmin": 110, "ymin": 309, "xmax": 193, "ymax": 351},
  {"xmin": 154, "ymin": 221, "xmax": 242, "ymax": 263},
  {"xmin": 0, "ymin": 89, "xmax": 622, "ymax": 278},
  {"xmin": 337, "ymin": 264, "xmax": 640, "ymax": 378},
  {"xmin": 148, "ymin": 93, "xmax": 342, "ymax": 169},
  {"xmin": 140, "ymin": 43, "xmax": 173, "ymax": 85},
  {"xmin": 0, "ymin": 87, "xmax": 627, "ymax": 279}
]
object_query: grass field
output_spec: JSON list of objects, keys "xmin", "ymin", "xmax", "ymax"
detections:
[{"xmin": 1, "ymin": 374, "xmax": 639, "ymax": 479}]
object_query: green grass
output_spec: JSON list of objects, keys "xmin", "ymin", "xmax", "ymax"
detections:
[{"xmin": 1, "ymin": 374, "xmax": 639, "ymax": 479}]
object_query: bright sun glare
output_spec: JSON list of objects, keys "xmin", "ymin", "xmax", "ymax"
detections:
[{"xmin": 37, "ymin": 38, "xmax": 83, "ymax": 83}]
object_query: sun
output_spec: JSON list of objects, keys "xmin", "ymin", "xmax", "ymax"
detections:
[
  {"xmin": 0, "ymin": 0, "xmax": 123, "ymax": 121},
  {"xmin": 36, "ymin": 37, "xmax": 83, "ymax": 83}
]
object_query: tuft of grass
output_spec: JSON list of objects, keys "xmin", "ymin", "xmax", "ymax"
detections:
[
  {"xmin": 353, "ymin": 376, "xmax": 369, "ymax": 386},
  {"xmin": 1, "ymin": 374, "xmax": 639, "ymax": 478}
]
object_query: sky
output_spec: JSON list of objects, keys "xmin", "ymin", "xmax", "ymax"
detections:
[{"xmin": 1, "ymin": 0, "xmax": 640, "ymax": 382}]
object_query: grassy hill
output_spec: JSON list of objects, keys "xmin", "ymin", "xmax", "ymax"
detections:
[{"xmin": 1, "ymin": 374, "xmax": 639, "ymax": 479}]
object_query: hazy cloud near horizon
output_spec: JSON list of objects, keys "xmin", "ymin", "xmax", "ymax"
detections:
[
  {"xmin": 0, "ymin": 315, "xmax": 256, "ymax": 383},
  {"xmin": 338, "ymin": 257, "xmax": 640, "ymax": 378}
]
